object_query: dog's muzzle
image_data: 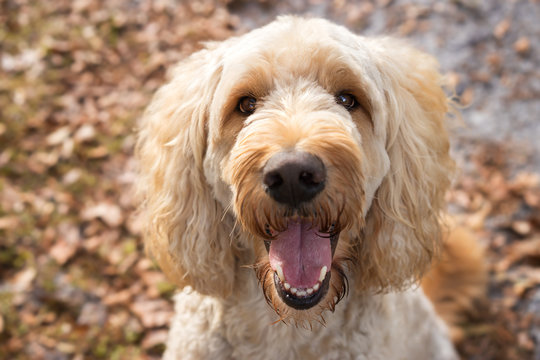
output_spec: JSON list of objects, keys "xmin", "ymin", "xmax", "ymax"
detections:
[{"xmin": 261, "ymin": 151, "xmax": 338, "ymax": 310}]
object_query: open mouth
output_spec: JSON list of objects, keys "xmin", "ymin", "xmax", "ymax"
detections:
[{"xmin": 265, "ymin": 219, "xmax": 339, "ymax": 310}]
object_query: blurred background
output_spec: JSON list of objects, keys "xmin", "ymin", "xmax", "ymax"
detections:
[{"xmin": 0, "ymin": 0, "xmax": 538, "ymax": 359}]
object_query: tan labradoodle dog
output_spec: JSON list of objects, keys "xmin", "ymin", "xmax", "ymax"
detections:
[{"xmin": 136, "ymin": 16, "xmax": 485, "ymax": 360}]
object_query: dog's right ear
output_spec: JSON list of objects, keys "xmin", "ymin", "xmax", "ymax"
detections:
[{"xmin": 136, "ymin": 48, "xmax": 236, "ymax": 298}]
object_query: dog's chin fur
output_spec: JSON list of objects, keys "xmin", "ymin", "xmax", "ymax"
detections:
[
  {"xmin": 135, "ymin": 15, "xmax": 484, "ymax": 359},
  {"xmin": 253, "ymin": 257, "xmax": 350, "ymax": 328}
]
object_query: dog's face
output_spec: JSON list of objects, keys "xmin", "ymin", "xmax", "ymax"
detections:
[
  {"xmin": 137, "ymin": 17, "xmax": 454, "ymax": 325},
  {"xmin": 205, "ymin": 24, "xmax": 392, "ymax": 319}
]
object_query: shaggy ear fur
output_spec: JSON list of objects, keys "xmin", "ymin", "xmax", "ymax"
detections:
[
  {"xmin": 356, "ymin": 39, "xmax": 456, "ymax": 291},
  {"xmin": 136, "ymin": 48, "xmax": 236, "ymax": 297}
]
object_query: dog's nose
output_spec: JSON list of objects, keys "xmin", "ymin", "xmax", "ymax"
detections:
[{"xmin": 263, "ymin": 151, "xmax": 326, "ymax": 207}]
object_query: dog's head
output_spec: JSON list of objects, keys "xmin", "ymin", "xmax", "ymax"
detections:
[{"xmin": 137, "ymin": 16, "xmax": 454, "ymax": 324}]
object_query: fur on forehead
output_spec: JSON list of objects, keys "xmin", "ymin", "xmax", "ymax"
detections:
[{"xmin": 206, "ymin": 16, "xmax": 385, "ymax": 142}]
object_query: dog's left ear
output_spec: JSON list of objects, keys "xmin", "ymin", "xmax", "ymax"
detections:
[
  {"xmin": 136, "ymin": 48, "xmax": 236, "ymax": 298},
  {"xmin": 356, "ymin": 38, "xmax": 456, "ymax": 291}
]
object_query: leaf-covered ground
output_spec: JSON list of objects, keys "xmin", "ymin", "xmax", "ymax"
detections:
[{"xmin": 1, "ymin": 1, "xmax": 538, "ymax": 359}]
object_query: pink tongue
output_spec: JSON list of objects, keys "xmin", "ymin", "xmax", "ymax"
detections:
[{"xmin": 268, "ymin": 220, "xmax": 331, "ymax": 288}]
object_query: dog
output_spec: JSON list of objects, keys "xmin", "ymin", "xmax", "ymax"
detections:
[{"xmin": 136, "ymin": 16, "xmax": 485, "ymax": 359}]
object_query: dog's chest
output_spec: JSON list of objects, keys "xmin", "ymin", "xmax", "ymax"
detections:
[{"xmin": 220, "ymin": 288, "xmax": 372, "ymax": 360}]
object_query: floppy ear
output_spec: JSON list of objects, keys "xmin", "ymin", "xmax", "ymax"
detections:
[
  {"xmin": 136, "ymin": 48, "xmax": 236, "ymax": 297},
  {"xmin": 357, "ymin": 39, "xmax": 456, "ymax": 291}
]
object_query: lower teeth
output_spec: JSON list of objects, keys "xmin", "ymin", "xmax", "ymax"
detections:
[{"xmin": 277, "ymin": 275, "xmax": 321, "ymax": 298}]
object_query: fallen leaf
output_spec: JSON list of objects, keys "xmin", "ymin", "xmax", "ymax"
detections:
[
  {"xmin": 460, "ymin": 87, "xmax": 474, "ymax": 106},
  {"xmin": 81, "ymin": 203, "xmax": 124, "ymax": 227},
  {"xmin": 130, "ymin": 298, "xmax": 173, "ymax": 328},
  {"xmin": 497, "ymin": 237, "xmax": 540, "ymax": 271},
  {"xmin": 62, "ymin": 168, "xmax": 82, "ymax": 185},
  {"xmin": 513, "ymin": 37, "xmax": 531, "ymax": 56},
  {"xmin": 0, "ymin": 216, "xmax": 20, "ymax": 230},
  {"xmin": 50, "ymin": 223, "xmax": 81, "ymax": 264},
  {"xmin": 9, "ymin": 267, "xmax": 37, "ymax": 293},
  {"xmin": 141, "ymin": 329, "xmax": 169, "ymax": 349},
  {"xmin": 46, "ymin": 126, "xmax": 71, "ymax": 146},
  {"xmin": 74, "ymin": 124, "xmax": 96, "ymax": 143},
  {"xmin": 493, "ymin": 18, "xmax": 511, "ymax": 39},
  {"xmin": 103, "ymin": 287, "xmax": 135, "ymax": 306},
  {"xmin": 511, "ymin": 221, "xmax": 532, "ymax": 236},
  {"xmin": 86, "ymin": 145, "xmax": 109, "ymax": 159},
  {"xmin": 50, "ymin": 241, "xmax": 78, "ymax": 265},
  {"xmin": 510, "ymin": 172, "xmax": 539, "ymax": 189},
  {"xmin": 464, "ymin": 202, "xmax": 492, "ymax": 231},
  {"xmin": 77, "ymin": 302, "xmax": 107, "ymax": 326}
]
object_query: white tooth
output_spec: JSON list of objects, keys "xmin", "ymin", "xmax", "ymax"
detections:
[
  {"xmin": 291, "ymin": 287, "xmax": 297, "ymax": 294},
  {"xmin": 275, "ymin": 264, "xmax": 285, "ymax": 282},
  {"xmin": 313, "ymin": 283, "xmax": 320, "ymax": 291},
  {"xmin": 284, "ymin": 282, "xmax": 291, "ymax": 290},
  {"xmin": 306, "ymin": 288, "xmax": 313, "ymax": 295},
  {"xmin": 297, "ymin": 290, "xmax": 306, "ymax": 297},
  {"xmin": 319, "ymin": 266, "xmax": 328, "ymax": 283}
]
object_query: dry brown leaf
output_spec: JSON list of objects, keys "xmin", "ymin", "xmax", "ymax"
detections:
[
  {"xmin": 460, "ymin": 87, "xmax": 474, "ymax": 106},
  {"xmin": 50, "ymin": 240, "xmax": 78, "ymax": 265},
  {"xmin": 81, "ymin": 203, "xmax": 124, "ymax": 227},
  {"xmin": 9, "ymin": 267, "xmax": 36, "ymax": 293},
  {"xmin": 102, "ymin": 284, "xmax": 140, "ymax": 306},
  {"xmin": 485, "ymin": 53, "xmax": 502, "ymax": 72},
  {"xmin": 524, "ymin": 190, "xmax": 540, "ymax": 208},
  {"xmin": 497, "ymin": 237, "xmax": 540, "ymax": 271},
  {"xmin": 130, "ymin": 298, "xmax": 173, "ymax": 328},
  {"xmin": 62, "ymin": 168, "xmax": 82, "ymax": 185},
  {"xmin": 46, "ymin": 126, "xmax": 71, "ymax": 146},
  {"xmin": 56, "ymin": 342, "xmax": 76, "ymax": 354},
  {"xmin": 108, "ymin": 310, "xmax": 130, "ymax": 329},
  {"xmin": 141, "ymin": 271, "xmax": 168, "ymax": 289},
  {"xmin": 494, "ymin": 18, "xmax": 511, "ymax": 39},
  {"xmin": 50, "ymin": 222, "xmax": 81, "ymax": 264},
  {"xmin": 464, "ymin": 202, "xmax": 492, "ymax": 231},
  {"xmin": 517, "ymin": 331, "xmax": 534, "ymax": 350},
  {"xmin": 510, "ymin": 172, "xmax": 540, "ymax": 191},
  {"xmin": 513, "ymin": 37, "xmax": 531, "ymax": 55},
  {"xmin": 0, "ymin": 216, "xmax": 20, "ymax": 230},
  {"xmin": 74, "ymin": 124, "xmax": 96, "ymax": 143},
  {"xmin": 511, "ymin": 221, "xmax": 532, "ymax": 236},
  {"xmin": 141, "ymin": 329, "xmax": 169, "ymax": 349},
  {"xmin": 86, "ymin": 146, "xmax": 109, "ymax": 159},
  {"xmin": 77, "ymin": 302, "xmax": 107, "ymax": 326}
]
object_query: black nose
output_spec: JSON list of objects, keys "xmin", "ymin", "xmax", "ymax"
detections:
[{"xmin": 263, "ymin": 151, "xmax": 326, "ymax": 207}]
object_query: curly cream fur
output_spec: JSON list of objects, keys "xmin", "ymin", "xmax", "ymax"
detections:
[{"xmin": 136, "ymin": 16, "xmax": 459, "ymax": 359}]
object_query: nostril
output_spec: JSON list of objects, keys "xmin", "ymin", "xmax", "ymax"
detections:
[
  {"xmin": 264, "ymin": 171, "xmax": 283, "ymax": 189},
  {"xmin": 299, "ymin": 171, "xmax": 313, "ymax": 186},
  {"xmin": 299, "ymin": 170, "xmax": 322, "ymax": 187}
]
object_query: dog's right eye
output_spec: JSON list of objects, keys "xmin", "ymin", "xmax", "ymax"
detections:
[
  {"xmin": 336, "ymin": 93, "xmax": 357, "ymax": 110},
  {"xmin": 238, "ymin": 96, "xmax": 257, "ymax": 115}
]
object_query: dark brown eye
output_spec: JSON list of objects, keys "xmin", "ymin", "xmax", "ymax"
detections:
[
  {"xmin": 238, "ymin": 96, "xmax": 257, "ymax": 114},
  {"xmin": 336, "ymin": 93, "xmax": 357, "ymax": 110}
]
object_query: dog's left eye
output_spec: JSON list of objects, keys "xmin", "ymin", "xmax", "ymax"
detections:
[
  {"xmin": 238, "ymin": 96, "xmax": 257, "ymax": 115},
  {"xmin": 336, "ymin": 93, "xmax": 357, "ymax": 110}
]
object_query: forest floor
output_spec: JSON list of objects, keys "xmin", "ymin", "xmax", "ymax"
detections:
[{"xmin": 1, "ymin": 1, "xmax": 539, "ymax": 359}]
